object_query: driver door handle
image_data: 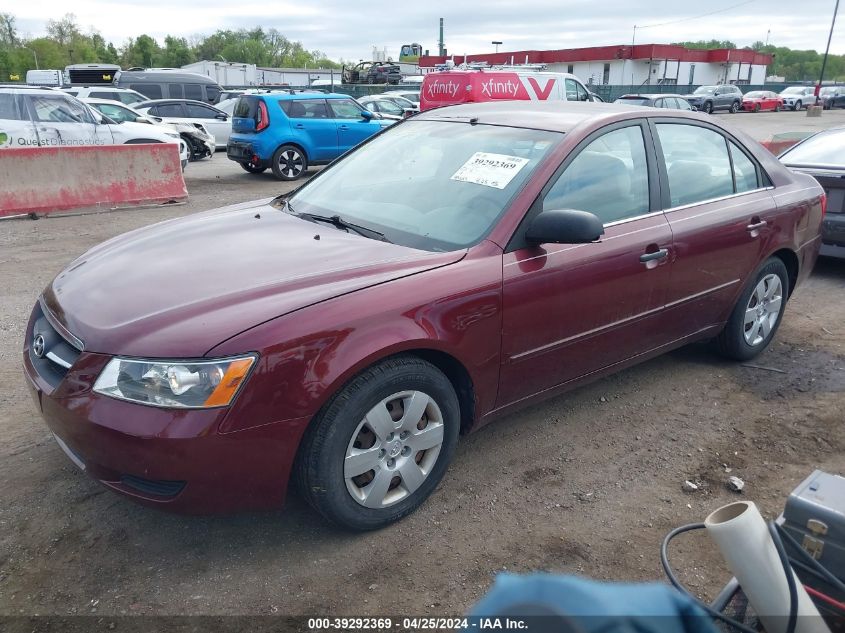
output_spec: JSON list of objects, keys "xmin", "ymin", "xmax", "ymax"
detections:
[
  {"xmin": 747, "ymin": 220, "xmax": 767, "ymax": 231},
  {"xmin": 639, "ymin": 248, "xmax": 669, "ymax": 263}
]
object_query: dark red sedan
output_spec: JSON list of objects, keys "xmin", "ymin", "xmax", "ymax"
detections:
[
  {"xmin": 742, "ymin": 90, "xmax": 784, "ymax": 112},
  {"xmin": 23, "ymin": 102, "xmax": 825, "ymax": 530}
]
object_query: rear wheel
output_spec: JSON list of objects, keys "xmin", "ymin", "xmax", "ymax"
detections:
[
  {"xmin": 774, "ymin": 103, "xmax": 781, "ymax": 112},
  {"xmin": 715, "ymin": 257, "xmax": 789, "ymax": 361},
  {"xmin": 295, "ymin": 356, "xmax": 460, "ymax": 530},
  {"xmin": 271, "ymin": 144, "xmax": 307, "ymax": 181},
  {"xmin": 730, "ymin": 101, "xmax": 740, "ymax": 113},
  {"xmin": 239, "ymin": 161, "xmax": 266, "ymax": 174}
]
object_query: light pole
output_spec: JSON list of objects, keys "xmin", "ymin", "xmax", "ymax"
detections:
[
  {"xmin": 23, "ymin": 46, "xmax": 38, "ymax": 70},
  {"xmin": 491, "ymin": 41, "xmax": 502, "ymax": 53},
  {"xmin": 817, "ymin": 0, "xmax": 840, "ymax": 104}
]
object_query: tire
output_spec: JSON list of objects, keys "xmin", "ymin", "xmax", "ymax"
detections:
[
  {"xmin": 181, "ymin": 134, "xmax": 209, "ymax": 161},
  {"xmin": 730, "ymin": 101, "xmax": 740, "ymax": 113},
  {"xmin": 715, "ymin": 257, "xmax": 789, "ymax": 361},
  {"xmin": 294, "ymin": 355, "xmax": 460, "ymax": 530},
  {"xmin": 774, "ymin": 103, "xmax": 781, "ymax": 112},
  {"xmin": 754, "ymin": 103, "xmax": 761, "ymax": 113},
  {"xmin": 239, "ymin": 161, "xmax": 266, "ymax": 174},
  {"xmin": 794, "ymin": 100, "xmax": 802, "ymax": 111},
  {"xmin": 271, "ymin": 144, "xmax": 307, "ymax": 181},
  {"xmin": 702, "ymin": 101, "xmax": 713, "ymax": 114}
]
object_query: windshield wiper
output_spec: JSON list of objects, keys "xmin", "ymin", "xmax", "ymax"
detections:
[{"xmin": 300, "ymin": 213, "xmax": 390, "ymax": 242}]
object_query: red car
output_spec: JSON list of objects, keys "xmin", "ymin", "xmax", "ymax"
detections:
[
  {"xmin": 23, "ymin": 102, "xmax": 825, "ymax": 530},
  {"xmin": 742, "ymin": 90, "xmax": 784, "ymax": 112}
]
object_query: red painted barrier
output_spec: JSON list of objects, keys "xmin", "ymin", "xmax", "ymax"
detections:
[
  {"xmin": 0, "ymin": 144, "xmax": 188, "ymax": 218},
  {"xmin": 759, "ymin": 139, "xmax": 801, "ymax": 156}
]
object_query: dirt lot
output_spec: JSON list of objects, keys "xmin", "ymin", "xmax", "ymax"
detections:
[{"xmin": 1, "ymin": 110, "xmax": 843, "ymax": 619}]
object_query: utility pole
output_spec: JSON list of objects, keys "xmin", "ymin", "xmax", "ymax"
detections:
[
  {"xmin": 438, "ymin": 18, "xmax": 445, "ymax": 57},
  {"xmin": 817, "ymin": 0, "xmax": 840, "ymax": 104},
  {"xmin": 23, "ymin": 46, "xmax": 38, "ymax": 70}
]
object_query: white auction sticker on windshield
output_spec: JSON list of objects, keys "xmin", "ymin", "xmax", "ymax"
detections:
[{"xmin": 450, "ymin": 152, "xmax": 530, "ymax": 189}]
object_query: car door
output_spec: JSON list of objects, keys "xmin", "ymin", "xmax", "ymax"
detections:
[
  {"xmin": 0, "ymin": 91, "xmax": 39, "ymax": 148},
  {"xmin": 184, "ymin": 103, "xmax": 229, "ymax": 147},
  {"xmin": 650, "ymin": 120, "xmax": 773, "ymax": 338},
  {"xmin": 284, "ymin": 98, "xmax": 338, "ymax": 162},
  {"xmin": 327, "ymin": 98, "xmax": 381, "ymax": 155},
  {"xmin": 25, "ymin": 92, "xmax": 113, "ymax": 147},
  {"xmin": 498, "ymin": 121, "xmax": 674, "ymax": 406}
]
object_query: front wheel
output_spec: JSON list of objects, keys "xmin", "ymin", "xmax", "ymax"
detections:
[
  {"xmin": 754, "ymin": 103, "xmax": 761, "ymax": 113},
  {"xmin": 730, "ymin": 101, "xmax": 740, "ymax": 113},
  {"xmin": 295, "ymin": 356, "xmax": 460, "ymax": 530},
  {"xmin": 794, "ymin": 100, "xmax": 802, "ymax": 111},
  {"xmin": 774, "ymin": 103, "xmax": 781, "ymax": 112},
  {"xmin": 715, "ymin": 257, "xmax": 789, "ymax": 361},
  {"xmin": 271, "ymin": 144, "xmax": 307, "ymax": 180},
  {"xmin": 702, "ymin": 101, "xmax": 713, "ymax": 114}
]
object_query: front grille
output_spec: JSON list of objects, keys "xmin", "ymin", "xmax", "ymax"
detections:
[
  {"xmin": 28, "ymin": 302, "xmax": 82, "ymax": 389},
  {"xmin": 120, "ymin": 475, "xmax": 186, "ymax": 498}
]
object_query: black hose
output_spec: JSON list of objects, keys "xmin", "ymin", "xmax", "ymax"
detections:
[
  {"xmin": 768, "ymin": 521, "xmax": 798, "ymax": 633},
  {"xmin": 775, "ymin": 523, "xmax": 845, "ymax": 595}
]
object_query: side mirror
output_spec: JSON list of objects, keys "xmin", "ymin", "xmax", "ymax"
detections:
[
  {"xmin": 361, "ymin": 109, "xmax": 374, "ymax": 120},
  {"xmin": 525, "ymin": 209, "xmax": 604, "ymax": 244},
  {"xmin": 135, "ymin": 116, "xmax": 151, "ymax": 124},
  {"xmin": 215, "ymin": 113, "xmax": 228, "ymax": 120}
]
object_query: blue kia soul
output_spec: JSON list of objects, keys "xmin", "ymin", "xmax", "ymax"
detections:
[{"xmin": 227, "ymin": 92, "xmax": 393, "ymax": 180}]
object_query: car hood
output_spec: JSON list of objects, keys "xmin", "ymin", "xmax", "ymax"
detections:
[
  {"xmin": 683, "ymin": 94, "xmax": 707, "ymax": 100},
  {"xmin": 43, "ymin": 199, "xmax": 465, "ymax": 358},
  {"xmin": 115, "ymin": 121, "xmax": 178, "ymax": 141}
]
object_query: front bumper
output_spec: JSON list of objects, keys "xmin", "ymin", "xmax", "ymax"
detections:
[{"xmin": 22, "ymin": 303, "xmax": 308, "ymax": 514}]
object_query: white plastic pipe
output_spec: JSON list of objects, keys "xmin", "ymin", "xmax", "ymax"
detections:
[{"xmin": 705, "ymin": 501, "xmax": 829, "ymax": 633}]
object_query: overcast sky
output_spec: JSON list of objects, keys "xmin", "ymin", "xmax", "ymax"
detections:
[{"xmin": 6, "ymin": 0, "xmax": 843, "ymax": 61}]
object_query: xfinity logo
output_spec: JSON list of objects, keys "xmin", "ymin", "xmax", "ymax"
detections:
[
  {"xmin": 480, "ymin": 79, "xmax": 520, "ymax": 98},
  {"xmin": 427, "ymin": 80, "xmax": 460, "ymax": 98}
]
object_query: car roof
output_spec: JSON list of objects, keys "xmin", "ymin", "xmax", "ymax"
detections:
[
  {"xmin": 414, "ymin": 100, "xmax": 661, "ymax": 133},
  {"xmin": 0, "ymin": 85, "xmax": 60, "ymax": 93},
  {"xmin": 618, "ymin": 94, "xmax": 687, "ymax": 99},
  {"xmin": 80, "ymin": 97, "xmax": 134, "ymax": 106},
  {"xmin": 255, "ymin": 92, "xmax": 356, "ymax": 102},
  {"xmin": 136, "ymin": 99, "xmax": 217, "ymax": 107}
]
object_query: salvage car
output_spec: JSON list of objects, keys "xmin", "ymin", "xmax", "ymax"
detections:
[
  {"xmin": 134, "ymin": 99, "xmax": 231, "ymax": 149},
  {"xmin": 779, "ymin": 126, "xmax": 844, "ymax": 258},
  {"xmin": 741, "ymin": 91, "xmax": 784, "ymax": 112},
  {"xmin": 0, "ymin": 85, "xmax": 186, "ymax": 167},
  {"xmin": 82, "ymin": 98, "xmax": 215, "ymax": 162},
  {"xmin": 24, "ymin": 101, "xmax": 824, "ymax": 530},
  {"xmin": 227, "ymin": 93, "xmax": 392, "ymax": 179}
]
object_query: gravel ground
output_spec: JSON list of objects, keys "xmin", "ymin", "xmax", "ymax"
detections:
[{"xmin": 0, "ymin": 109, "xmax": 843, "ymax": 619}]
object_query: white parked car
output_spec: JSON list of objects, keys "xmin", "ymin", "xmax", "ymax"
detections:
[
  {"xmin": 62, "ymin": 86, "xmax": 148, "ymax": 107},
  {"xmin": 134, "ymin": 99, "xmax": 231, "ymax": 148},
  {"xmin": 82, "ymin": 98, "xmax": 214, "ymax": 162},
  {"xmin": 383, "ymin": 90, "xmax": 421, "ymax": 107},
  {"xmin": 0, "ymin": 86, "xmax": 188, "ymax": 169}
]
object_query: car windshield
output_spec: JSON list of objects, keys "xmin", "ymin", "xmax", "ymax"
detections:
[
  {"xmin": 745, "ymin": 92, "xmax": 766, "ymax": 98},
  {"xmin": 694, "ymin": 86, "xmax": 716, "ymax": 95},
  {"xmin": 820, "ymin": 87, "xmax": 836, "ymax": 95},
  {"xmin": 287, "ymin": 120, "xmax": 562, "ymax": 251},
  {"xmin": 781, "ymin": 87, "xmax": 804, "ymax": 94},
  {"xmin": 780, "ymin": 128, "xmax": 845, "ymax": 167}
]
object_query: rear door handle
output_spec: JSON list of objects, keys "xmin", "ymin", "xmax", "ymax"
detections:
[
  {"xmin": 746, "ymin": 220, "xmax": 767, "ymax": 231},
  {"xmin": 338, "ymin": 125, "xmax": 349, "ymax": 130},
  {"xmin": 639, "ymin": 248, "xmax": 669, "ymax": 263},
  {"xmin": 294, "ymin": 123, "xmax": 305, "ymax": 129}
]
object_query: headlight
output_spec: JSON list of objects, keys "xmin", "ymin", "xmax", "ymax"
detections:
[
  {"xmin": 93, "ymin": 355, "xmax": 256, "ymax": 408},
  {"xmin": 164, "ymin": 132, "xmax": 180, "ymax": 140}
]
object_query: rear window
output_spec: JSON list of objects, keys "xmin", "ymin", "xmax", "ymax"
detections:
[
  {"xmin": 206, "ymin": 85, "xmax": 221, "ymax": 102},
  {"xmin": 131, "ymin": 84, "xmax": 162, "ymax": 100},
  {"xmin": 90, "ymin": 91, "xmax": 119, "ymax": 101},
  {"xmin": 780, "ymin": 128, "xmax": 845, "ymax": 167},
  {"xmin": 234, "ymin": 96, "xmax": 258, "ymax": 118},
  {"xmin": 281, "ymin": 99, "xmax": 329, "ymax": 118}
]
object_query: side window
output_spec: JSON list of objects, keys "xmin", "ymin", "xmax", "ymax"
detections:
[
  {"xmin": 131, "ymin": 84, "xmax": 162, "ymax": 100},
  {"xmin": 29, "ymin": 95, "xmax": 94, "ymax": 124},
  {"xmin": 543, "ymin": 125, "xmax": 650, "ymax": 224},
  {"xmin": 185, "ymin": 104, "xmax": 217, "ymax": 119},
  {"xmin": 155, "ymin": 103, "xmax": 186, "ymax": 117},
  {"xmin": 656, "ymin": 123, "xmax": 734, "ymax": 207},
  {"xmin": 206, "ymin": 85, "xmax": 221, "ymax": 102},
  {"xmin": 0, "ymin": 93, "xmax": 26, "ymax": 120},
  {"xmin": 677, "ymin": 98, "xmax": 692, "ymax": 111},
  {"xmin": 730, "ymin": 142, "xmax": 759, "ymax": 193},
  {"xmin": 575, "ymin": 82, "xmax": 589, "ymax": 102},
  {"xmin": 564, "ymin": 79, "xmax": 579, "ymax": 101},
  {"xmin": 94, "ymin": 103, "xmax": 134, "ymax": 123},
  {"xmin": 286, "ymin": 99, "xmax": 329, "ymax": 119},
  {"xmin": 327, "ymin": 99, "xmax": 364, "ymax": 119},
  {"xmin": 118, "ymin": 92, "xmax": 144, "ymax": 105},
  {"xmin": 169, "ymin": 84, "xmax": 184, "ymax": 99},
  {"xmin": 184, "ymin": 84, "xmax": 203, "ymax": 100},
  {"xmin": 90, "ymin": 91, "xmax": 118, "ymax": 101}
]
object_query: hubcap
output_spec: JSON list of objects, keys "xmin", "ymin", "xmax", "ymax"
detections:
[
  {"xmin": 278, "ymin": 150, "xmax": 303, "ymax": 178},
  {"xmin": 743, "ymin": 274, "xmax": 783, "ymax": 346},
  {"xmin": 344, "ymin": 390, "xmax": 445, "ymax": 508}
]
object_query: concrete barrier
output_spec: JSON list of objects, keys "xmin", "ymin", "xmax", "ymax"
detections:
[{"xmin": 0, "ymin": 144, "xmax": 188, "ymax": 219}]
